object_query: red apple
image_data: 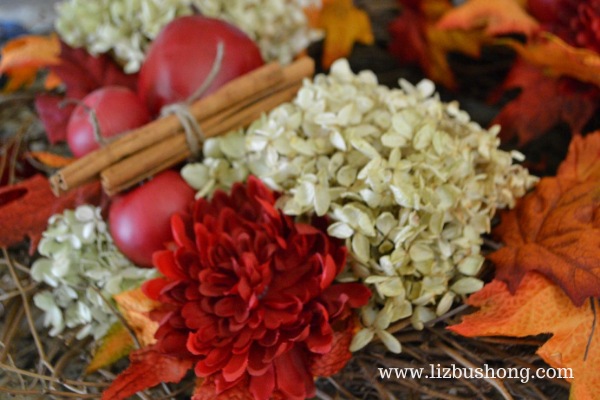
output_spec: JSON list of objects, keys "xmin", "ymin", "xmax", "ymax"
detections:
[
  {"xmin": 67, "ymin": 86, "xmax": 152, "ymax": 158},
  {"xmin": 138, "ymin": 16, "xmax": 264, "ymax": 115},
  {"xmin": 109, "ymin": 170, "xmax": 195, "ymax": 267}
]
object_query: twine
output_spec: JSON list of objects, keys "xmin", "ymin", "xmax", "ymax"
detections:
[
  {"xmin": 160, "ymin": 41, "xmax": 225, "ymax": 157},
  {"xmin": 60, "ymin": 42, "xmax": 225, "ymax": 157}
]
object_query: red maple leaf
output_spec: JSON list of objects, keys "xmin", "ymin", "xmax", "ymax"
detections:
[
  {"xmin": 491, "ymin": 59, "xmax": 598, "ymax": 147},
  {"xmin": 100, "ymin": 346, "xmax": 194, "ymax": 400},
  {"xmin": 36, "ymin": 42, "xmax": 138, "ymax": 144},
  {"xmin": 0, "ymin": 175, "xmax": 102, "ymax": 254}
]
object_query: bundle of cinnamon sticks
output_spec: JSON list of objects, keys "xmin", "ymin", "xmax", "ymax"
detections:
[{"xmin": 50, "ymin": 57, "xmax": 315, "ymax": 197}]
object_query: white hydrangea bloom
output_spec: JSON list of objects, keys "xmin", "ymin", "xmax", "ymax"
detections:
[
  {"xmin": 55, "ymin": 0, "xmax": 321, "ymax": 73},
  {"xmin": 181, "ymin": 59, "xmax": 539, "ymax": 352},
  {"xmin": 195, "ymin": 0, "xmax": 322, "ymax": 65},
  {"xmin": 31, "ymin": 205, "xmax": 158, "ymax": 340}
]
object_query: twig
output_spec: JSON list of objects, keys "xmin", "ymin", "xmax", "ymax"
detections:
[
  {"xmin": 0, "ymin": 385, "xmax": 101, "ymax": 398},
  {"xmin": 436, "ymin": 340, "xmax": 514, "ymax": 400},
  {"xmin": 0, "ymin": 298, "xmax": 24, "ymax": 363},
  {"xmin": 153, "ymin": 381, "xmax": 196, "ymax": 400},
  {"xmin": 0, "ymin": 281, "xmax": 39, "ymax": 301},
  {"xmin": 0, "ymin": 362, "xmax": 109, "ymax": 387},
  {"xmin": 358, "ymin": 360, "xmax": 392, "ymax": 400},
  {"xmin": 392, "ymin": 375, "xmax": 464, "ymax": 400},
  {"xmin": 326, "ymin": 377, "xmax": 360, "ymax": 400},
  {"xmin": 51, "ymin": 338, "xmax": 93, "ymax": 394},
  {"xmin": 2, "ymin": 247, "xmax": 54, "ymax": 372},
  {"xmin": 8, "ymin": 117, "xmax": 31, "ymax": 185},
  {"xmin": 315, "ymin": 388, "xmax": 334, "ymax": 400}
]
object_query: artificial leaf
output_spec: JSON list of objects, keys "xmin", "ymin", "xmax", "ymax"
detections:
[
  {"xmin": 489, "ymin": 132, "xmax": 600, "ymax": 306},
  {"xmin": 436, "ymin": 0, "xmax": 539, "ymax": 37},
  {"xmin": 87, "ymin": 323, "xmax": 135, "ymax": 374},
  {"xmin": 501, "ymin": 33, "xmax": 600, "ymax": 88},
  {"xmin": 36, "ymin": 42, "xmax": 138, "ymax": 144},
  {"xmin": 35, "ymin": 94, "xmax": 76, "ymax": 145},
  {"xmin": 25, "ymin": 152, "xmax": 75, "ymax": 169},
  {"xmin": 0, "ymin": 35, "xmax": 61, "ymax": 92},
  {"xmin": 0, "ymin": 175, "xmax": 102, "ymax": 254},
  {"xmin": 309, "ymin": 317, "xmax": 355, "ymax": 377},
  {"xmin": 114, "ymin": 289, "xmax": 160, "ymax": 347},
  {"xmin": 449, "ymin": 272, "xmax": 598, "ymax": 400},
  {"xmin": 101, "ymin": 346, "xmax": 194, "ymax": 400},
  {"xmin": 49, "ymin": 41, "xmax": 137, "ymax": 100},
  {"xmin": 316, "ymin": 0, "xmax": 374, "ymax": 69},
  {"xmin": 491, "ymin": 59, "xmax": 597, "ymax": 147},
  {"xmin": 389, "ymin": 0, "xmax": 484, "ymax": 89}
]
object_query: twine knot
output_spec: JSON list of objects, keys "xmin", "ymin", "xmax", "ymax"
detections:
[{"xmin": 160, "ymin": 42, "xmax": 225, "ymax": 157}]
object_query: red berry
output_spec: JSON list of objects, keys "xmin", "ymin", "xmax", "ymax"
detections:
[
  {"xmin": 67, "ymin": 86, "xmax": 151, "ymax": 158},
  {"xmin": 138, "ymin": 16, "xmax": 264, "ymax": 115}
]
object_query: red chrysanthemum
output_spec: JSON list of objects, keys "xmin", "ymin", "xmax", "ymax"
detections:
[{"xmin": 142, "ymin": 176, "xmax": 371, "ymax": 400}]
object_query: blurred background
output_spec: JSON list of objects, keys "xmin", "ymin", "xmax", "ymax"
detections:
[{"xmin": 0, "ymin": 0, "xmax": 59, "ymax": 35}]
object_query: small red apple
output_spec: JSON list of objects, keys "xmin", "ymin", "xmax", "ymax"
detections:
[
  {"xmin": 109, "ymin": 170, "xmax": 195, "ymax": 267},
  {"xmin": 67, "ymin": 86, "xmax": 152, "ymax": 158}
]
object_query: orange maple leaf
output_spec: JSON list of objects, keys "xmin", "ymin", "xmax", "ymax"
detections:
[
  {"xmin": 316, "ymin": 0, "xmax": 374, "ymax": 69},
  {"xmin": 114, "ymin": 288, "xmax": 160, "ymax": 348},
  {"xmin": 389, "ymin": 0, "xmax": 483, "ymax": 89},
  {"xmin": 436, "ymin": 0, "xmax": 540, "ymax": 37},
  {"xmin": 501, "ymin": 33, "xmax": 600, "ymax": 89},
  {"xmin": 0, "ymin": 35, "xmax": 61, "ymax": 93},
  {"xmin": 449, "ymin": 272, "xmax": 598, "ymax": 400},
  {"xmin": 489, "ymin": 132, "xmax": 600, "ymax": 306}
]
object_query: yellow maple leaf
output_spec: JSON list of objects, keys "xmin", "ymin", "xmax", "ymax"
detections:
[
  {"xmin": 114, "ymin": 288, "xmax": 160, "ymax": 348},
  {"xmin": 500, "ymin": 33, "xmax": 600, "ymax": 89},
  {"xmin": 450, "ymin": 272, "xmax": 599, "ymax": 399},
  {"xmin": 87, "ymin": 322, "xmax": 136, "ymax": 374},
  {"xmin": 0, "ymin": 34, "xmax": 61, "ymax": 93},
  {"xmin": 315, "ymin": 0, "xmax": 374, "ymax": 69}
]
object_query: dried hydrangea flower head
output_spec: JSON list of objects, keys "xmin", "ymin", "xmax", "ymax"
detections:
[
  {"xmin": 31, "ymin": 205, "xmax": 158, "ymax": 340},
  {"xmin": 196, "ymin": 0, "xmax": 322, "ymax": 65},
  {"xmin": 55, "ymin": 0, "xmax": 320, "ymax": 73},
  {"xmin": 182, "ymin": 59, "xmax": 538, "ymax": 352}
]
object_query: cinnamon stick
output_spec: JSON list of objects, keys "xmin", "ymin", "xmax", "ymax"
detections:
[
  {"xmin": 101, "ymin": 81, "xmax": 304, "ymax": 195},
  {"xmin": 51, "ymin": 57, "xmax": 315, "ymax": 195}
]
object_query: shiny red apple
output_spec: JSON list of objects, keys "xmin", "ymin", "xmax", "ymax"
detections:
[
  {"xmin": 138, "ymin": 16, "xmax": 264, "ymax": 115},
  {"xmin": 109, "ymin": 170, "xmax": 195, "ymax": 267}
]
